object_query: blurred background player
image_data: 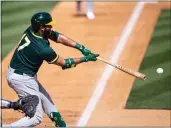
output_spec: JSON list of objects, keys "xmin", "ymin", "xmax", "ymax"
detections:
[{"xmin": 76, "ymin": 1, "xmax": 95, "ymax": 20}]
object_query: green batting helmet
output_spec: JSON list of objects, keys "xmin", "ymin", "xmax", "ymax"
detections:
[{"xmin": 31, "ymin": 12, "xmax": 56, "ymax": 31}]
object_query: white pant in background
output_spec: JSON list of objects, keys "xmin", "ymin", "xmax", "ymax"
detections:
[
  {"xmin": 76, "ymin": 1, "xmax": 95, "ymax": 19},
  {"xmin": 86, "ymin": 1, "xmax": 95, "ymax": 19}
]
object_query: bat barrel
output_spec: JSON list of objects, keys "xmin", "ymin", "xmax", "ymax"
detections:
[
  {"xmin": 116, "ymin": 64, "xmax": 146, "ymax": 80},
  {"xmin": 97, "ymin": 57, "xmax": 146, "ymax": 81}
]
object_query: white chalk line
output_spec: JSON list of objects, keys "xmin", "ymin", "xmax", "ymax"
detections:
[{"xmin": 77, "ymin": 2, "xmax": 145, "ymax": 126}]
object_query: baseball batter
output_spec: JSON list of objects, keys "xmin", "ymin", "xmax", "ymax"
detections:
[{"xmin": 4, "ymin": 12, "xmax": 99, "ymax": 127}]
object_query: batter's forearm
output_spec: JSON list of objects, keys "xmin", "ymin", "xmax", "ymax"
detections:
[
  {"xmin": 61, "ymin": 57, "xmax": 88, "ymax": 70},
  {"xmin": 57, "ymin": 34, "xmax": 93, "ymax": 56},
  {"xmin": 53, "ymin": 54, "xmax": 98, "ymax": 69},
  {"xmin": 71, "ymin": 58, "xmax": 83, "ymax": 64},
  {"xmin": 52, "ymin": 56, "xmax": 86, "ymax": 68},
  {"xmin": 57, "ymin": 34, "xmax": 77, "ymax": 48}
]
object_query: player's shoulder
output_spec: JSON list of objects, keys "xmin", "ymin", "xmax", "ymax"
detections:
[
  {"xmin": 25, "ymin": 27, "xmax": 47, "ymax": 44},
  {"xmin": 23, "ymin": 27, "xmax": 49, "ymax": 50},
  {"xmin": 25, "ymin": 27, "xmax": 45, "ymax": 41},
  {"xmin": 50, "ymin": 30, "xmax": 60, "ymax": 37},
  {"xmin": 51, "ymin": 30, "xmax": 60, "ymax": 35}
]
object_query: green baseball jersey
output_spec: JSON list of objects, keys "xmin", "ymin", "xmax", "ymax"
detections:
[{"xmin": 10, "ymin": 27, "xmax": 59, "ymax": 76}]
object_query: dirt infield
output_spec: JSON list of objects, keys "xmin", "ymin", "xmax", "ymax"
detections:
[{"xmin": 1, "ymin": 2, "xmax": 170, "ymax": 127}]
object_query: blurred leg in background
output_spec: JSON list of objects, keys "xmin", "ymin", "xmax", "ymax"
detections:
[
  {"xmin": 76, "ymin": 1, "xmax": 95, "ymax": 20},
  {"xmin": 86, "ymin": 0, "xmax": 95, "ymax": 20},
  {"xmin": 76, "ymin": 1, "xmax": 82, "ymax": 13}
]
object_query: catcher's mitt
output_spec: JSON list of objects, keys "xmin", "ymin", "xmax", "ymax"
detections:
[{"xmin": 15, "ymin": 95, "xmax": 39, "ymax": 118}]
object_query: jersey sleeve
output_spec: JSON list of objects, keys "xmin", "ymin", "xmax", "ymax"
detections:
[
  {"xmin": 49, "ymin": 30, "xmax": 60, "ymax": 42},
  {"xmin": 39, "ymin": 47, "xmax": 59, "ymax": 64}
]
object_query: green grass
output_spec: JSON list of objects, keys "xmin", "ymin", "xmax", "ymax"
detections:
[
  {"xmin": 126, "ymin": 10, "xmax": 171, "ymax": 109},
  {"xmin": 1, "ymin": 1, "xmax": 58, "ymax": 60}
]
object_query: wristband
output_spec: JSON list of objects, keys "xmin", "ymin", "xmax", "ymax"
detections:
[
  {"xmin": 62, "ymin": 58, "xmax": 76, "ymax": 70},
  {"xmin": 80, "ymin": 57, "xmax": 87, "ymax": 62},
  {"xmin": 75, "ymin": 43, "xmax": 84, "ymax": 51}
]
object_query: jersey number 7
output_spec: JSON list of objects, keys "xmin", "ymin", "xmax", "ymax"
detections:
[{"xmin": 18, "ymin": 34, "xmax": 31, "ymax": 51}]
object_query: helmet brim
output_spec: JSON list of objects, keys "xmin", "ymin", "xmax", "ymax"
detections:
[{"xmin": 45, "ymin": 20, "xmax": 56, "ymax": 25}]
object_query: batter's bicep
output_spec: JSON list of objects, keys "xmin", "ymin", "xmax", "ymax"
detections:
[{"xmin": 39, "ymin": 47, "xmax": 59, "ymax": 64}]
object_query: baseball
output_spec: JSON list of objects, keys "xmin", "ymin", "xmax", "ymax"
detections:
[{"xmin": 156, "ymin": 68, "xmax": 163, "ymax": 74}]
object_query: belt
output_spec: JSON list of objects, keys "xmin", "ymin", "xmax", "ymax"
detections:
[
  {"xmin": 14, "ymin": 70, "xmax": 24, "ymax": 75},
  {"xmin": 8, "ymin": 66, "xmax": 35, "ymax": 77},
  {"xmin": 14, "ymin": 69, "xmax": 34, "ymax": 77}
]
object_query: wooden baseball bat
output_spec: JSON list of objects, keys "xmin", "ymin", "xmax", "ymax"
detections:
[{"xmin": 97, "ymin": 57, "xmax": 146, "ymax": 80}]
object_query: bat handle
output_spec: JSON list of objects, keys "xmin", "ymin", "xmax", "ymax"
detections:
[{"xmin": 97, "ymin": 57, "xmax": 116, "ymax": 67}]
